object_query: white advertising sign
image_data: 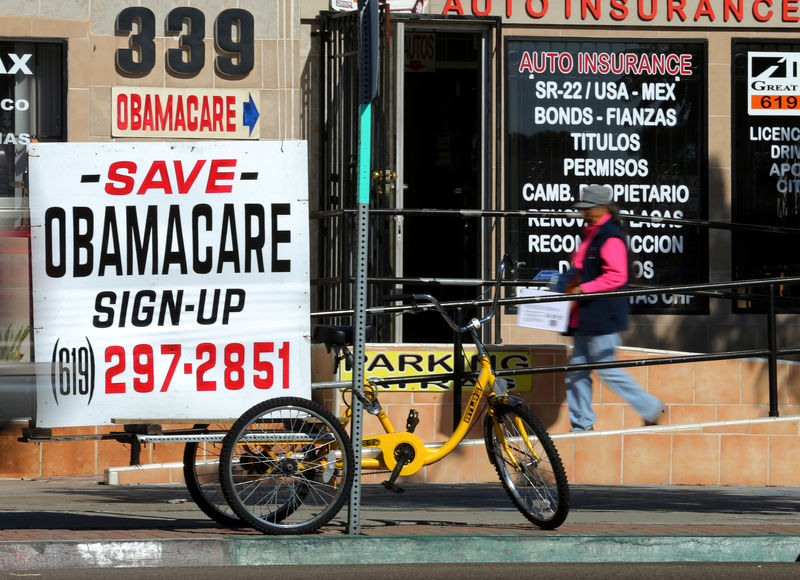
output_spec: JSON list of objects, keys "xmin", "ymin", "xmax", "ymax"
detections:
[
  {"xmin": 112, "ymin": 87, "xmax": 261, "ymax": 139},
  {"xmin": 517, "ymin": 288, "xmax": 570, "ymax": 333},
  {"xmin": 28, "ymin": 141, "xmax": 310, "ymax": 427},
  {"xmin": 330, "ymin": 0, "xmax": 429, "ymax": 13},
  {"xmin": 748, "ymin": 52, "xmax": 800, "ymax": 116}
]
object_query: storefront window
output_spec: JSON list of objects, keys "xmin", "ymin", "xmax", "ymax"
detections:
[
  {"xmin": 0, "ymin": 40, "xmax": 65, "ymax": 354},
  {"xmin": 0, "ymin": 40, "xmax": 66, "ymax": 230},
  {"xmin": 505, "ymin": 38, "xmax": 708, "ymax": 314},
  {"xmin": 732, "ymin": 40, "xmax": 800, "ymax": 312}
]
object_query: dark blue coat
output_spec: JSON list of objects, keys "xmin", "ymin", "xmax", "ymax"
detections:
[{"xmin": 574, "ymin": 219, "xmax": 630, "ymax": 336}]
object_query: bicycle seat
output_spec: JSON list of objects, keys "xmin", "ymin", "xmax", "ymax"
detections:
[{"xmin": 312, "ymin": 324, "xmax": 374, "ymax": 346}]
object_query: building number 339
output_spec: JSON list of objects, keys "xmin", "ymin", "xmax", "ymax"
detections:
[{"xmin": 115, "ymin": 7, "xmax": 254, "ymax": 77}]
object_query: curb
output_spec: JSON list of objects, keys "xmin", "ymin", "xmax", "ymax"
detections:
[{"xmin": 2, "ymin": 535, "xmax": 799, "ymax": 570}]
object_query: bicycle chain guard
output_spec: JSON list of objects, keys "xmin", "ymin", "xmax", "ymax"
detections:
[{"xmin": 363, "ymin": 432, "xmax": 427, "ymax": 477}]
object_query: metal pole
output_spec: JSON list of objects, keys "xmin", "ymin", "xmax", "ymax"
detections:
[
  {"xmin": 348, "ymin": 0, "xmax": 378, "ymax": 536},
  {"xmin": 453, "ymin": 307, "xmax": 463, "ymax": 431},
  {"xmin": 494, "ymin": 19, "xmax": 502, "ymax": 346},
  {"xmin": 767, "ymin": 284, "xmax": 779, "ymax": 417},
  {"xmin": 347, "ymin": 103, "xmax": 371, "ymax": 536}
]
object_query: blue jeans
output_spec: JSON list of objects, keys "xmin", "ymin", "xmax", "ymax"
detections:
[{"xmin": 566, "ymin": 333, "xmax": 664, "ymax": 431}]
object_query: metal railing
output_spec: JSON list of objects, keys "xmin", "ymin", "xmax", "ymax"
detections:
[
  {"xmin": 348, "ymin": 276, "xmax": 800, "ymax": 421},
  {"xmin": 311, "ymin": 209, "xmax": 800, "ymax": 425},
  {"xmin": 310, "ymin": 277, "xmax": 797, "ymax": 431}
]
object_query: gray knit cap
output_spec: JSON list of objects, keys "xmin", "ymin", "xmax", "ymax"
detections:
[{"xmin": 574, "ymin": 185, "xmax": 613, "ymax": 208}]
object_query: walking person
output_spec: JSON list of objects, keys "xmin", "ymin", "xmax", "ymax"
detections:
[{"xmin": 564, "ymin": 184, "xmax": 664, "ymax": 432}]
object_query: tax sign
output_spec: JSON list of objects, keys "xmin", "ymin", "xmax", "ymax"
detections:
[{"xmin": 28, "ymin": 141, "xmax": 310, "ymax": 427}]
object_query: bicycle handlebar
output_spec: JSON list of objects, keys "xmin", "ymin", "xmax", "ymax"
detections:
[{"xmin": 384, "ymin": 254, "xmax": 509, "ymax": 335}]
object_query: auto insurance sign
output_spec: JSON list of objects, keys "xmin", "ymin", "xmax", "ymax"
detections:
[
  {"xmin": 505, "ymin": 39, "xmax": 708, "ymax": 313},
  {"xmin": 28, "ymin": 141, "xmax": 310, "ymax": 427}
]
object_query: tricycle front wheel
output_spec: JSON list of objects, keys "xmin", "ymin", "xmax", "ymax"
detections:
[{"xmin": 219, "ymin": 397, "xmax": 354, "ymax": 535}]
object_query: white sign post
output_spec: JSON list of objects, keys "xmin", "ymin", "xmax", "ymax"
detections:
[{"xmin": 28, "ymin": 141, "xmax": 310, "ymax": 427}]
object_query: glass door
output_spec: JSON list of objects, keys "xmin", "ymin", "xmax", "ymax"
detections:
[{"xmin": 392, "ymin": 21, "xmax": 494, "ymax": 343}]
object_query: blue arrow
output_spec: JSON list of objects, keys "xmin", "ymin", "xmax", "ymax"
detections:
[{"xmin": 243, "ymin": 93, "xmax": 259, "ymax": 136}]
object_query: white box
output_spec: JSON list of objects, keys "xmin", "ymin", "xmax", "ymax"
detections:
[{"xmin": 517, "ymin": 287, "xmax": 570, "ymax": 333}]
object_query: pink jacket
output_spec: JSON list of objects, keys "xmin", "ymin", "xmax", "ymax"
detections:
[{"xmin": 569, "ymin": 214, "xmax": 628, "ymax": 327}]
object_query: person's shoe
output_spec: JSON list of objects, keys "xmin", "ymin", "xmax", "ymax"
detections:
[
  {"xmin": 570, "ymin": 425, "xmax": 594, "ymax": 432},
  {"xmin": 644, "ymin": 405, "xmax": 666, "ymax": 426}
]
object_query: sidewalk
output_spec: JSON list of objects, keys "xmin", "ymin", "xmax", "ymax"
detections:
[{"xmin": 1, "ymin": 477, "xmax": 799, "ymax": 570}]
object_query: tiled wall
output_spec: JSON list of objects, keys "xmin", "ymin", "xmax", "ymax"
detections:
[
  {"xmin": 0, "ymin": 423, "xmax": 191, "ymax": 479},
  {"xmin": 315, "ymin": 344, "xmax": 800, "ymax": 487}
]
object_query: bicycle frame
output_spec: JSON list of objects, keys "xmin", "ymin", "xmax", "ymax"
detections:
[
  {"xmin": 329, "ymin": 255, "xmax": 537, "ymax": 478},
  {"xmin": 219, "ymin": 253, "xmax": 568, "ymax": 534}
]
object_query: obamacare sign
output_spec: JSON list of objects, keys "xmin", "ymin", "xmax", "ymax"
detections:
[{"xmin": 112, "ymin": 88, "xmax": 260, "ymax": 140}]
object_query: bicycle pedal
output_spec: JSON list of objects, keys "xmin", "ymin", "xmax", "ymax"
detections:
[
  {"xmin": 406, "ymin": 409, "xmax": 419, "ymax": 433},
  {"xmin": 381, "ymin": 480, "xmax": 404, "ymax": 493}
]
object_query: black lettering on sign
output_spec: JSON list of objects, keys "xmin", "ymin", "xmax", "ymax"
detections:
[
  {"xmin": 115, "ymin": 8, "xmax": 255, "ymax": 77},
  {"xmin": 166, "ymin": 7, "xmax": 205, "ymax": 76},
  {"xmin": 116, "ymin": 7, "xmax": 156, "ymax": 75},
  {"xmin": 215, "ymin": 9, "xmax": 255, "ymax": 77}
]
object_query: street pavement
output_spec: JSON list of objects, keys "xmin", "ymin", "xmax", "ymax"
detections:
[{"xmin": 1, "ymin": 477, "xmax": 799, "ymax": 570}]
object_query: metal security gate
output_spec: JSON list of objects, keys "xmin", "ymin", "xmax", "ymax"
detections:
[
  {"xmin": 316, "ymin": 8, "xmax": 395, "ymax": 340},
  {"xmin": 316, "ymin": 12, "xmax": 500, "ymax": 345}
]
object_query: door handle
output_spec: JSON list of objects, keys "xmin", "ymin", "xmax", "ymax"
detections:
[{"xmin": 371, "ymin": 169, "xmax": 397, "ymax": 195}]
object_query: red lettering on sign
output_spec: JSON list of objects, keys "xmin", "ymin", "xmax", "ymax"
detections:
[
  {"xmin": 694, "ymin": 0, "xmax": 716, "ymax": 20},
  {"xmin": 784, "ymin": 0, "xmax": 799, "ymax": 21},
  {"xmin": 207, "ymin": 159, "xmax": 237, "ymax": 193},
  {"xmin": 581, "ymin": 0, "xmax": 601, "ymax": 19},
  {"xmin": 105, "ymin": 161, "xmax": 137, "ymax": 195},
  {"xmin": 137, "ymin": 161, "xmax": 173, "ymax": 195},
  {"xmin": 130, "ymin": 94, "xmax": 142, "ymax": 130},
  {"xmin": 753, "ymin": 0, "xmax": 772, "ymax": 21},
  {"xmin": 609, "ymin": 0, "xmax": 629, "ymax": 19},
  {"xmin": 442, "ymin": 0, "xmax": 465, "ymax": 14},
  {"xmin": 638, "ymin": 0, "xmax": 658, "ymax": 19},
  {"xmin": 668, "ymin": 0, "xmax": 687, "ymax": 20},
  {"xmin": 115, "ymin": 92, "xmax": 240, "ymax": 135},
  {"xmin": 142, "ymin": 97, "xmax": 155, "ymax": 131},
  {"xmin": 116, "ymin": 95, "xmax": 128, "ymax": 130},
  {"xmin": 175, "ymin": 161, "xmax": 206, "ymax": 193},
  {"xmin": 200, "ymin": 99, "xmax": 212, "ymax": 131},
  {"xmin": 104, "ymin": 160, "xmax": 235, "ymax": 195},
  {"xmin": 226, "ymin": 97, "xmax": 236, "ymax": 132},
  {"xmin": 723, "ymin": 0, "xmax": 744, "ymax": 20},
  {"xmin": 155, "ymin": 95, "xmax": 173, "ymax": 130},
  {"xmin": 436, "ymin": 0, "xmax": 800, "ymax": 23},
  {"xmin": 526, "ymin": 0, "xmax": 547, "ymax": 17},
  {"xmin": 187, "ymin": 96, "xmax": 199, "ymax": 132},
  {"xmin": 174, "ymin": 96, "xmax": 187, "ymax": 131},
  {"xmin": 473, "ymin": 0, "xmax": 492, "ymax": 16}
]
